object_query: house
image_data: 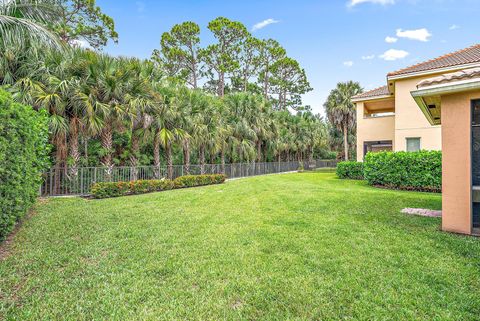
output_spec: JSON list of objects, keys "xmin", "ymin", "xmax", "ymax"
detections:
[
  {"xmin": 352, "ymin": 44, "xmax": 480, "ymax": 162},
  {"xmin": 354, "ymin": 44, "xmax": 480, "ymax": 235}
]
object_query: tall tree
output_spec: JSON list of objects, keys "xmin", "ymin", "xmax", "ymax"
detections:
[
  {"xmin": 324, "ymin": 81, "xmax": 363, "ymax": 161},
  {"xmin": 199, "ymin": 17, "xmax": 248, "ymax": 97},
  {"xmin": 152, "ymin": 21, "xmax": 202, "ymax": 89},
  {"xmin": 269, "ymin": 57, "xmax": 312, "ymax": 111},
  {"xmin": 232, "ymin": 36, "xmax": 262, "ymax": 92},
  {"xmin": 258, "ymin": 39, "xmax": 286, "ymax": 100},
  {"xmin": 50, "ymin": 0, "xmax": 118, "ymax": 48}
]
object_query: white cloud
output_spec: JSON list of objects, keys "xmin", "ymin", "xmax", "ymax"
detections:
[
  {"xmin": 343, "ymin": 61, "xmax": 354, "ymax": 67},
  {"xmin": 252, "ymin": 18, "xmax": 280, "ymax": 31},
  {"xmin": 449, "ymin": 24, "xmax": 460, "ymax": 30},
  {"xmin": 396, "ymin": 28, "xmax": 432, "ymax": 41},
  {"xmin": 361, "ymin": 54, "xmax": 375, "ymax": 60},
  {"xmin": 70, "ymin": 39, "xmax": 90, "ymax": 49},
  {"xmin": 385, "ymin": 36, "xmax": 398, "ymax": 43},
  {"xmin": 379, "ymin": 49, "xmax": 409, "ymax": 61},
  {"xmin": 348, "ymin": 0, "xmax": 395, "ymax": 7}
]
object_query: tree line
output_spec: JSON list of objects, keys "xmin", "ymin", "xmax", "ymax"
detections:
[{"xmin": 1, "ymin": 0, "xmax": 339, "ymax": 183}]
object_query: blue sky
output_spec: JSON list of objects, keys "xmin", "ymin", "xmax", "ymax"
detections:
[{"xmin": 97, "ymin": 0, "xmax": 480, "ymax": 115}]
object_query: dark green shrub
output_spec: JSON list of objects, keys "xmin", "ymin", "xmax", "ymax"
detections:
[
  {"xmin": 0, "ymin": 89, "xmax": 50, "ymax": 241},
  {"xmin": 90, "ymin": 175, "xmax": 225, "ymax": 199},
  {"xmin": 364, "ymin": 151, "xmax": 441, "ymax": 192},
  {"xmin": 174, "ymin": 174, "xmax": 226, "ymax": 188},
  {"xmin": 336, "ymin": 161, "xmax": 364, "ymax": 180}
]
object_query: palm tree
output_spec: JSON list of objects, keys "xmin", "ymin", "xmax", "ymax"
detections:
[
  {"xmin": 152, "ymin": 85, "xmax": 187, "ymax": 179},
  {"xmin": 0, "ymin": 0, "xmax": 61, "ymax": 48},
  {"xmin": 81, "ymin": 53, "xmax": 130, "ymax": 179},
  {"xmin": 324, "ymin": 81, "xmax": 362, "ymax": 161}
]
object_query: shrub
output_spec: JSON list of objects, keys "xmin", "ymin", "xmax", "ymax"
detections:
[
  {"xmin": 364, "ymin": 151, "xmax": 441, "ymax": 192},
  {"xmin": 0, "ymin": 89, "xmax": 50, "ymax": 241},
  {"xmin": 336, "ymin": 161, "xmax": 364, "ymax": 180},
  {"xmin": 91, "ymin": 174, "xmax": 226, "ymax": 199},
  {"xmin": 174, "ymin": 174, "xmax": 226, "ymax": 188}
]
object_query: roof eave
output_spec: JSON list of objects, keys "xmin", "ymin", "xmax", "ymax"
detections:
[
  {"xmin": 352, "ymin": 94, "xmax": 393, "ymax": 103},
  {"xmin": 411, "ymin": 79, "xmax": 480, "ymax": 125},
  {"xmin": 388, "ymin": 62, "xmax": 480, "ymax": 81}
]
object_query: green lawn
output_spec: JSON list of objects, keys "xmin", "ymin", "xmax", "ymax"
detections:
[{"xmin": 1, "ymin": 172, "xmax": 479, "ymax": 320}]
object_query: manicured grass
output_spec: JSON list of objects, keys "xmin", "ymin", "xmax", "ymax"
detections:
[{"xmin": 1, "ymin": 172, "xmax": 479, "ymax": 320}]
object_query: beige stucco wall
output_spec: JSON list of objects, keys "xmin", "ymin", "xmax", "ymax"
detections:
[
  {"xmin": 356, "ymin": 101, "xmax": 395, "ymax": 161},
  {"xmin": 441, "ymin": 91, "xmax": 480, "ymax": 235},
  {"xmin": 394, "ymin": 76, "xmax": 442, "ymax": 151}
]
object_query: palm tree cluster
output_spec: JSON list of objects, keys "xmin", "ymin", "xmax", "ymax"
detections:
[{"xmin": 1, "ymin": 45, "xmax": 328, "ymax": 179}]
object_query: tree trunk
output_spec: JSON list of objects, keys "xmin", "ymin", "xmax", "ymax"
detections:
[
  {"xmin": 199, "ymin": 145, "xmax": 205, "ymax": 174},
  {"xmin": 130, "ymin": 133, "xmax": 139, "ymax": 181},
  {"xmin": 101, "ymin": 123, "xmax": 113, "ymax": 181},
  {"xmin": 220, "ymin": 149, "xmax": 226, "ymax": 175},
  {"xmin": 166, "ymin": 142, "xmax": 173, "ymax": 179},
  {"xmin": 153, "ymin": 134, "xmax": 161, "ymax": 179},
  {"xmin": 218, "ymin": 72, "xmax": 225, "ymax": 97},
  {"xmin": 54, "ymin": 133, "xmax": 67, "ymax": 194},
  {"xmin": 256, "ymin": 140, "xmax": 262, "ymax": 162},
  {"xmin": 183, "ymin": 139, "xmax": 190, "ymax": 175},
  {"xmin": 343, "ymin": 123, "xmax": 349, "ymax": 161},
  {"xmin": 68, "ymin": 118, "xmax": 80, "ymax": 179},
  {"xmin": 263, "ymin": 67, "xmax": 269, "ymax": 100},
  {"xmin": 84, "ymin": 136, "xmax": 88, "ymax": 165}
]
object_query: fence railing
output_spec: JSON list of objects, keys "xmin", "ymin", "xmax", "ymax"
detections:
[{"xmin": 40, "ymin": 159, "xmax": 338, "ymax": 196}]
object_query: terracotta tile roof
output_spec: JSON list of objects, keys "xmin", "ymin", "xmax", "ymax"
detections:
[
  {"xmin": 416, "ymin": 67, "xmax": 480, "ymax": 88},
  {"xmin": 388, "ymin": 44, "xmax": 480, "ymax": 77},
  {"xmin": 352, "ymin": 85, "xmax": 390, "ymax": 100}
]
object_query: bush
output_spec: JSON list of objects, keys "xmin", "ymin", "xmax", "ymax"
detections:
[
  {"xmin": 336, "ymin": 161, "xmax": 364, "ymax": 180},
  {"xmin": 174, "ymin": 174, "xmax": 226, "ymax": 188},
  {"xmin": 0, "ymin": 89, "xmax": 50, "ymax": 241},
  {"xmin": 364, "ymin": 151, "xmax": 441, "ymax": 192},
  {"xmin": 91, "ymin": 174, "xmax": 226, "ymax": 199}
]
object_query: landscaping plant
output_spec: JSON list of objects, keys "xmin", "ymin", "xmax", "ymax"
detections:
[
  {"xmin": 90, "ymin": 174, "xmax": 226, "ymax": 198},
  {"xmin": 0, "ymin": 89, "xmax": 50, "ymax": 241},
  {"xmin": 363, "ymin": 150, "xmax": 441, "ymax": 192},
  {"xmin": 336, "ymin": 161, "xmax": 364, "ymax": 180}
]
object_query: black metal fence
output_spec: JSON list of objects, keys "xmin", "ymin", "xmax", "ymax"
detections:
[{"xmin": 40, "ymin": 159, "xmax": 338, "ymax": 196}]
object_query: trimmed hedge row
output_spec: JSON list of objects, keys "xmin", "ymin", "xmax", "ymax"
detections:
[
  {"xmin": 90, "ymin": 174, "xmax": 227, "ymax": 199},
  {"xmin": 364, "ymin": 151, "xmax": 441, "ymax": 192},
  {"xmin": 336, "ymin": 161, "xmax": 364, "ymax": 180},
  {"xmin": 0, "ymin": 89, "xmax": 50, "ymax": 241}
]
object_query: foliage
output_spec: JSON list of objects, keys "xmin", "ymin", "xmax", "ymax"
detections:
[
  {"xmin": 173, "ymin": 174, "xmax": 226, "ymax": 188},
  {"xmin": 0, "ymin": 89, "xmax": 50, "ymax": 241},
  {"xmin": 90, "ymin": 174, "xmax": 225, "ymax": 198},
  {"xmin": 152, "ymin": 17, "xmax": 312, "ymax": 110},
  {"xmin": 152, "ymin": 21, "xmax": 202, "ymax": 88},
  {"xmin": 336, "ymin": 161, "xmax": 364, "ymax": 180},
  {"xmin": 364, "ymin": 150, "xmax": 442, "ymax": 192},
  {"xmin": 0, "ymin": 0, "xmax": 61, "ymax": 48},
  {"xmin": 324, "ymin": 81, "xmax": 362, "ymax": 161},
  {"xmin": 51, "ymin": 0, "xmax": 118, "ymax": 48}
]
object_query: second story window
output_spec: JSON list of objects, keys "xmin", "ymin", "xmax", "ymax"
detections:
[{"xmin": 406, "ymin": 137, "xmax": 421, "ymax": 152}]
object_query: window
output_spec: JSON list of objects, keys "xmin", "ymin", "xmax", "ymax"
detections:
[
  {"xmin": 406, "ymin": 138, "xmax": 421, "ymax": 152},
  {"xmin": 363, "ymin": 140, "xmax": 393, "ymax": 157}
]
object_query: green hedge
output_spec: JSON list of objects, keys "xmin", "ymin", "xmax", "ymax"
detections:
[
  {"xmin": 364, "ymin": 151, "xmax": 441, "ymax": 192},
  {"xmin": 336, "ymin": 161, "xmax": 364, "ymax": 180},
  {"xmin": 0, "ymin": 89, "xmax": 50, "ymax": 241},
  {"xmin": 91, "ymin": 174, "xmax": 226, "ymax": 199}
]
